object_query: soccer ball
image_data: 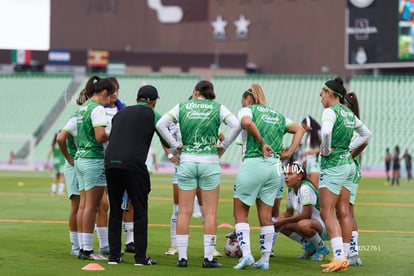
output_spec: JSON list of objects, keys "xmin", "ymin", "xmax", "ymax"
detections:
[{"xmin": 224, "ymin": 238, "xmax": 242, "ymax": 258}]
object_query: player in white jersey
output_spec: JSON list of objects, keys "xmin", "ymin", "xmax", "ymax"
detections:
[
  {"xmin": 157, "ymin": 80, "xmax": 240, "ymax": 268},
  {"xmin": 273, "ymin": 162, "xmax": 330, "ymax": 262}
]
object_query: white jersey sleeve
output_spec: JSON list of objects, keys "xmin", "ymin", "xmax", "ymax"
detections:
[
  {"xmin": 220, "ymin": 105, "xmax": 241, "ymax": 150},
  {"xmin": 320, "ymin": 108, "xmax": 336, "ymax": 156},
  {"xmin": 91, "ymin": 105, "xmax": 108, "ymax": 127},
  {"xmin": 63, "ymin": 116, "xmax": 77, "ymax": 137},
  {"xmin": 156, "ymin": 104, "xmax": 180, "ymax": 149}
]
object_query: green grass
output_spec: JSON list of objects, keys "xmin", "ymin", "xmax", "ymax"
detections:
[{"xmin": 0, "ymin": 170, "xmax": 413, "ymax": 275}]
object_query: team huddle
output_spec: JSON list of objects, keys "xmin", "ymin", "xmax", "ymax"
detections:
[{"xmin": 56, "ymin": 75, "xmax": 371, "ymax": 272}]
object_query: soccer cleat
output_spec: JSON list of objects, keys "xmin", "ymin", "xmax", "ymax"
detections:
[
  {"xmin": 233, "ymin": 254, "xmax": 254, "ymax": 269},
  {"xmin": 165, "ymin": 245, "xmax": 178, "ymax": 255},
  {"xmin": 98, "ymin": 246, "xmax": 110, "ymax": 255},
  {"xmin": 90, "ymin": 252, "xmax": 108, "ymax": 261},
  {"xmin": 252, "ymin": 261, "xmax": 269, "ymax": 270},
  {"xmin": 312, "ymin": 245, "xmax": 330, "ymax": 262},
  {"xmin": 71, "ymin": 248, "xmax": 80, "ymax": 257},
  {"xmin": 79, "ymin": 250, "xmax": 108, "ymax": 261},
  {"xmin": 202, "ymin": 258, "xmax": 222, "ymax": 268},
  {"xmin": 213, "ymin": 248, "xmax": 222, "ymax": 257},
  {"xmin": 348, "ymin": 255, "xmax": 363, "ymax": 266},
  {"xmin": 125, "ymin": 242, "xmax": 135, "ymax": 253},
  {"xmin": 176, "ymin": 258, "xmax": 188, "ymax": 267},
  {"xmin": 108, "ymin": 257, "xmax": 123, "ymax": 264},
  {"xmin": 297, "ymin": 243, "xmax": 316, "ymax": 259},
  {"xmin": 135, "ymin": 256, "xmax": 157, "ymax": 266},
  {"xmin": 321, "ymin": 258, "xmax": 349, "ymax": 272}
]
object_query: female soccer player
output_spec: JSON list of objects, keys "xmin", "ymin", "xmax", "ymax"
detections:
[
  {"xmin": 156, "ymin": 80, "xmax": 240, "ymax": 268},
  {"xmin": 318, "ymin": 77, "xmax": 371, "ymax": 272},
  {"xmin": 232, "ymin": 84, "xmax": 304, "ymax": 270}
]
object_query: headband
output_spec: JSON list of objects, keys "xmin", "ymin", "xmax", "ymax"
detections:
[{"xmin": 323, "ymin": 85, "xmax": 343, "ymax": 98}]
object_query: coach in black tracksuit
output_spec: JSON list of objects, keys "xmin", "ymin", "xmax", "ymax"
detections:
[{"xmin": 105, "ymin": 85, "xmax": 168, "ymax": 266}]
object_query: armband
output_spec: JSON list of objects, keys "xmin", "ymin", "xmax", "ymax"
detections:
[{"xmin": 167, "ymin": 153, "xmax": 174, "ymax": 159}]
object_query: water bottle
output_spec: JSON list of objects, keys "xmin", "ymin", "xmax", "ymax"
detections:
[{"xmin": 121, "ymin": 190, "xmax": 129, "ymax": 211}]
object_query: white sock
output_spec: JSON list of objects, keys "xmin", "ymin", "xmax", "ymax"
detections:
[
  {"xmin": 204, "ymin": 234, "xmax": 216, "ymax": 261},
  {"xmin": 170, "ymin": 204, "xmax": 178, "ymax": 247},
  {"xmin": 70, "ymin": 231, "xmax": 79, "ymax": 250},
  {"xmin": 343, "ymin": 242, "xmax": 350, "ymax": 258},
  {"xmin": 288, "ymin": 232, "xmax": 308, "ymax": 246},
  {"xmin": 330, "ymin": 236, "xmax": 345, "ymax": 261},
  {"xmin": 95, "ymin": 227, "xmax": 109, "ymax": 248},
  {"xmin": 51, "ymin": 183, "xmax": 57, "ymax": 194},
  {"xmin": 176, "ymin": 235, "xmax": 189, "ymax": 260},
  {"xmin": 123, "ymin": 222, "xmax": 134, "ymax": 244},
  {"xmin": 78, "ymin": 232, "xmax": 83, "ymax": 250},
  {"xmin": 83, "ymin": 233, "xmax": 94, "ymax": 252},
  {"xmin": 308, "ymin": 233, "xmax": 325, "ymax": 249},
  {"xmin": 259, "ymin": 225, "xmax": 274, "ymax": 262},
  {"xmin": 235, "ymin": 222, "xmax": 251, "ymax": 257},
  {"xmin": 58, "ymin": 183, "xmax": 65, "ymax": 194},
  {"xmin": 350, "ymin": 231, "xmax": 359, "ymax": 257}
]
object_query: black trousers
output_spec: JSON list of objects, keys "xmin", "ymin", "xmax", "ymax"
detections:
[{"xmin": 105, "ymin": 167, "xmax": 150, "ymax": 263}]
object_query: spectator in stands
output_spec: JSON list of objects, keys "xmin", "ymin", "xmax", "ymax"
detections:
[
  {"xmin": 402, "ymin": 148, "xmax": 412, "ymax": 182},
  {"xmin": 105, "ymin": 84, "xmax": 164, "ymax": 266},
  {"xmin": 45, "ymin": 131, "xmax": 66, "ymax": 195},
  {"xmin": 156, "ymin": 80, "xmax": 240, "ymax": 268},
  {"xmin": 232, "ymin": 84, "xmax": 304, "ymax": 270},
  {"xmin": 56, "ymin": 89, "xmax": 88, "ymax": 257},
  {"xmin": 318, "ymin": 77, "xmax": 371, "ymax": 272},
  {"xmin": 385, "ymin": 148, "xmax": 392, "ymax": 184},
  {"xmin": 344, "ymin": 92, "xmax": 369, "ymax": 266},
  {"xmin": 391, "ymin": 145, "xmax": 401, "ymax": 186},
  {"xmin": 301, "ymin": 115, "xmax": 322, "ymax": 188},
  {"xmin": 273, "ymin": 162, "xmax": 330, "ymax": 262},
  {"xmin": 75, "ymin": 75, "xmax": 116, "ymax": 261}
]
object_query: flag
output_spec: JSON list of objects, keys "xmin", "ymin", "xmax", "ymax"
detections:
[
  {"xmin": 48, "ymin": 49, "xmax": 70, "ymax": 65},
  {"xmin": 87, "ymin": 50, "xmax": 109, "ymax": 67},
  {"xmin": 11, "ymin": 50, "xmax": 32, "ymax": 64}
]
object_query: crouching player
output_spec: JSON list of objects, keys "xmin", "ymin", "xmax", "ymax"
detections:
[{"xmin": 273, "ymin": 162, "xmax": 330, "ymax": 261}]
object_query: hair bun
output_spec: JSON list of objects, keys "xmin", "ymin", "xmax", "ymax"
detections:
[{"xmin": 334, "ymin": 77, "xmax": 344, "ymax": 86}]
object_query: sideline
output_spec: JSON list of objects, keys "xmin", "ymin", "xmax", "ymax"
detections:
[{"xmin": 1, "ymin": 219, "xmax": 414, "ymax": 234}]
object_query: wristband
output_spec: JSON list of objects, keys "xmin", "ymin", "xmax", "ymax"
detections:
[{"xmin": 167, "ymin": 153, "xmax": 174, "ymax": 159}]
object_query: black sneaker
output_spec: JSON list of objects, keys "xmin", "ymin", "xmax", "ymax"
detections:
[
  {"xmin": 125, "ymin": 242, "xmax": 135, "ymax": 253},
  {"xmin": 176, "ymin": 258, "xmax": 188, "ymax": 267},
  {"xmin": 78, "ymin": 250, "xmax": 93, "ymax": 260},
  {"xmin": 135, "ymin": 256, "xmax": 157, "ymax": 266},
  {"xmin": 108, "ymin": 257, "xmax": 123, "ymax": 265},
  {"xmin": 78, "ymin": 250, "xmax": 107, "ymax": 261},
  {"xmin": 202, "ymin": 258, "xmax": 222, "ymax": 268}
]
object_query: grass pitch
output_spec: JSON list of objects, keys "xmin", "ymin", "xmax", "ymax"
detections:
[{"xmin": 0, "ymin": 170, "xmax": 413, "ymax": 275}]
